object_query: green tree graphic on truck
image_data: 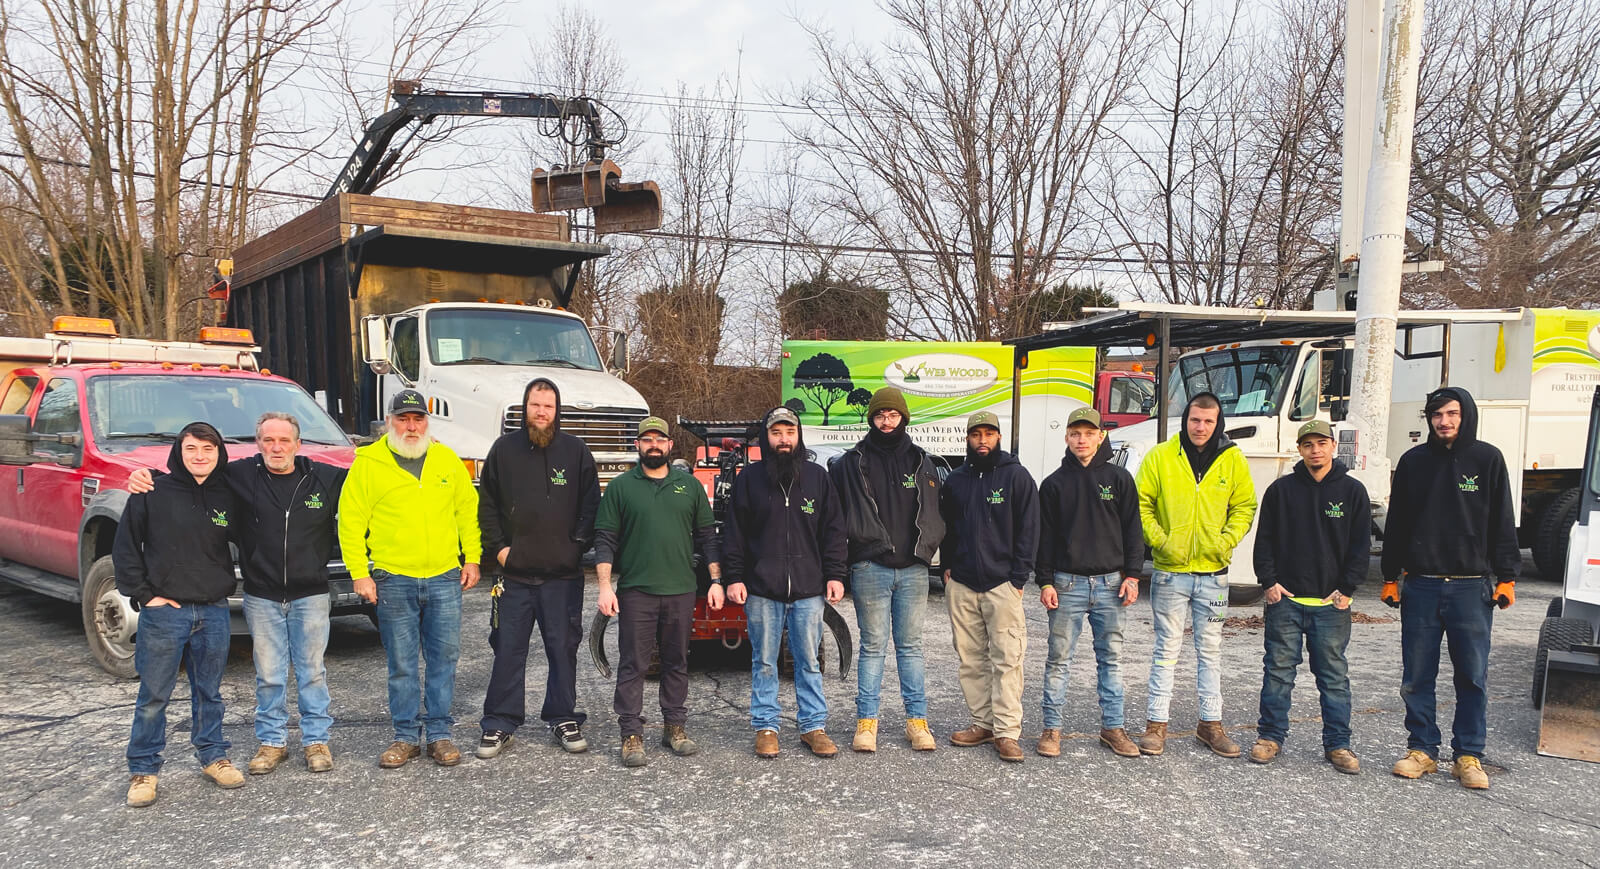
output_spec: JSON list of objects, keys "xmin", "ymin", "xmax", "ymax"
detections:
[{"xmin": 793, "ymin": 352, "xmax": 855, "ymax": 424}]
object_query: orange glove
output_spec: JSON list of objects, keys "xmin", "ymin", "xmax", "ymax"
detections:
[
  {"xmin": 1381, "ymin": 580, "xmax": 1401, "ymax": 608},
  {"xmin": 1494, "ymin": 581, "xmax": 1515, "ymax": 610}
]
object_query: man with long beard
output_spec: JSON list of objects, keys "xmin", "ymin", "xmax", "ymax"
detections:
[
  {"xmin": 339, "ymin": 389, "xmax": 481, "ymax": 768},
  {"xmin": 476, "ymin": 378, "xmax": 600, "ymax": 759},
  {"xmin": 595, "ymin": 416, "xmax": 718, "ymax": 767}
]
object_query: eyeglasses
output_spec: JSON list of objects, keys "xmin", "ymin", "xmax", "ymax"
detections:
[{"xmin": 636, "ymin": 436, "xmax": 670, "ymax": 445}]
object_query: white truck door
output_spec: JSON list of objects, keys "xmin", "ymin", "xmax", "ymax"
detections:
[{"xmin": 1478, "ymin": 400, "xmax": 1529, "ymax": 526}]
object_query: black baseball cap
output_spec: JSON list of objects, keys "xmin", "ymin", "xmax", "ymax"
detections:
[{"xmin": 388, "ymin": 389, "xmax": 428, "ymax": 416}]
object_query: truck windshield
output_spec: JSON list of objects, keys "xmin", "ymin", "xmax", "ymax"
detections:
[
  {"xmin": 425, "ymin": 309, "xmax": 602, "ymax": 371},
  {"xmin": 86, "ymin": 375, "xmax": 349, "ymax": 451},
  {"xmin": 1166, "ymin": 346, "xmax": 1298, "ymax": 417}
]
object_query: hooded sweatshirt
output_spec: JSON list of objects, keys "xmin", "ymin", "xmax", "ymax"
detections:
[
  {"xmin": 478, "ymin": 377, "xmax": 601, "ymax": 582},
  {"xmin": 1036, "ymin": 439, "xmax": 1143, "ymax": 583},
  {"xmin": 723, "ymin": 409, "xmax": 848, "ymax": 602},
  {"xmin": 1381, "ymin": 386, "xmax": 1519, "ymax": 582},
  {"xmin": 830, "ymin": 421, "xmax": 945, "ymax": 568},
  {"xmin": 1135, "ymin": 395, "xmax": 1257, "ymax": 573},
  {"xmin": 232, "ymin": 455, "xmax": 347, "ymax": 601},
  {"xmin": 939, "ymin": 448, "xmax": 1039, "ymax": 591},
  {"xmin": 1253, "ymin": 458, "xmax": 1371, "ymax": 598},
  {"xmin": 114, "ymin": 426, "xmax": 238, "ymax": 606}
]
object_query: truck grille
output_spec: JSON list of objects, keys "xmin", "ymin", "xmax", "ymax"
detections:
[{"xmin": 503, "ymin": 405, "xmax": 646, "ymax": 455}]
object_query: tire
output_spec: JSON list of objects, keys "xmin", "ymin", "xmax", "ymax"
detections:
[
  {"xmin": 1547, "ymin": 597, "xmax": 1564, "ymax": 619},
  {"xmin": 587, "ymin": 610, "xmax": 658, "ymax": 679},
  {"xmin": 1532, "ymin": 616, "xmax": 1595, "ymax": 708},
  {"xmin": 1228, "ymin": 583, "xmax": 1265, "ymax": 606},
  {"xmin": 1533, "ymin": 488, "xmax": 1581, "ymax": 581},
  {"xmin": 81, "ymin": 555, "xmax": 138, "ymax": 679},
  {"xmin": 367, "ymin": 610, "xmax": 381, "ymax": 631}
]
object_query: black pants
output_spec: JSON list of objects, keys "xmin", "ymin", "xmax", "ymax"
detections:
[
  {"xmin": 615, "ymin": 590, "xmax": 695, "ymax": 739},
  {"xmin": 480, "ymin": 578, "xmax": 586, "ymax": 733}
]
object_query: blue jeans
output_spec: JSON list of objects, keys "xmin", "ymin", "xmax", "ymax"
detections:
[
  {"xmin": 243, "ymin": 593, "xmax": 333, "ymax": 747},
  {"xmin": 126, "ymin": 602, "xmax": 231, "ymax": 775},
  {"xmin": 1147, "ymin": 570, "xmax": 1228, "ymax": 723},
  {"xmin": 1041, "ymin": 572, "xmax": 1126, "ymax": 730},
  {"xmin": 1256, "ymin": 599, "xmax": 1353, "ymax": 751},
  {"xmin": 375, "ymin": 569, "xmax": 463, "ymax": 744},
  {"xmin": 746, "ymin": 594, "xmax": 828, "ymax": 733},
  {"xmin": 1400, "ymin": 576, "xmax": 1495, "ymax": 759},
  {"xmin": 850, "ymin": 561, "xmax": 928, "ymax": 720}
]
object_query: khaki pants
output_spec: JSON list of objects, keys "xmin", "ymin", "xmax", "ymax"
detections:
[{"xmin": 946, "ymin": 580, "xmax": 1027, "ymax": 739}]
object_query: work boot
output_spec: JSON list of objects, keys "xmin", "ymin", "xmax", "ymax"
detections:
[
  {"xmin": 801, "ymin": 729, "xmax": 839, "ymax": 758},
  {"xmin": 475, "ymin": 730, "xmax": 514, "ymax": 760},
  {"xmin": 1036, "ymin": 728, "xmax": 1061, "ymax": 758},
  {"xmin": 1196, "ymin": 720, "xmax": 1241, "ymax": 758},
  {"xmin": 755, "ymin": 729, "xmax": 780, "ymax": 759},
  {"xmin": 1100, "ymin": 728, "xmax": 1140, "ymax": 758},
  {"xmin": 248, "ymin": 745, "xmax": 288, "ymax": 775},
  {"xmin": 202, "ymin": 758, "xmax": 245, "ymax": 789},
  {"xmin": 994, "ymin": 737, "xmax": 1024, "ymax": 763},
  {"xmin": 304, "ymin": 744, "xmax": 334, "ymax": 773},
  {"xmin": 853, "ymin": 719, "xmax": 878, "ymax": 753},
  {"xmin": 950, "ymin": 725, "xmax": 995, "ymax": 747},
  {"xmin": 1248, "ymin": 739, "xmax": 1281, "ymax": 765},
  {"xmin": 621, "ymin": 735, "xmax": 647, "ymax": 768},
  {"xmin": 126, "ymin": 774, "xmax": 158, "ymax": 808},
  {"xmin": 1452, "ymin": 755, "xmax": 1489, "ymax": 790},
  {"xmin": 1391, "ymin": 749, "xmax": 1438, "ymax": 779},
  {"xmin": 427, "ymin": 739, "xmax": 461, "ymax": 767},
  {"xmin": 1138, "ymin": 721, "xmax": 1167, "ymax": 756},
  {"xmin": 1326, "ymin": 748, "xmax": 1360, "ymax": 775},
  {"xmin": 906, "ymin": 718, "xmax": 937, "ymax": 751},
  {"xmin": 379, "ymin": 741, "xmax": 421, "ymax": 768},
  {"xmin": 661, "ymin": 725, "xmax": 699, "ymax": 757}
]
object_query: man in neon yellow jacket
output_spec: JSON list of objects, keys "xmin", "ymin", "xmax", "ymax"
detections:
[
  {"xmin": 339, "ymin": 390, "xmax": 481, "ymax": 769},
  {"xmin": 1134, "ymin": 392, "xmax": 1256, "ymax": 759}
]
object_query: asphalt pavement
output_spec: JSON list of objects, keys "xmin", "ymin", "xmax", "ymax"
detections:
[{"xmin": 0, "ymin": 555, "xmax": 1597, "ymax": 868}]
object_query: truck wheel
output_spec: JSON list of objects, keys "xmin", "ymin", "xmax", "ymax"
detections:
[
  {"xmin": 1547, "ymin": 597, "xmax": 1564, "ymax": 619},
  {"xmin": 1532, "ymin": 616, "xmax": 1595, "ymax": 708},
  {"xmin": 81, "ymin": 555, "xmax": 138, "ymax": 679},
  {"xmin": 1533, "ymin": 488, "xmax": 1581, "ymax": 581},
  {"xmin": 1228, "ymin": 584, "xmax": 1265, "ymax": 606}
]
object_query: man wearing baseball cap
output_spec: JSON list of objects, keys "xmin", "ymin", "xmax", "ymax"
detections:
[
  {"xmin": 1035, "ymin": 407, "xmax": 1144, "ymax": 759},
  {"xmin": 1249, "ymin": 420, "xmax": 1370, "ymax": 774},
  {"xmin": 939, "ymin": 410, "xmax": 1039, "ymax": 762},
  {"xmin": 339, "ymin": 389, "xmax": 481, "ymax": 768},
  {"xmin": 595, "ymin": 417, "xmax": 719, "ymax": 767}
]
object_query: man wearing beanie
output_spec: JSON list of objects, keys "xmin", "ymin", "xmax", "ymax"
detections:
[{"xmin": 829, "ymin": 387, "xmax": 946, "ymax": 753}]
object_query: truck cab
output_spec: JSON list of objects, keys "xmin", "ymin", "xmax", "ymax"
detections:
[{"xmin": 0, "ymin": 319, "xmax": 363, "ymax": 677}]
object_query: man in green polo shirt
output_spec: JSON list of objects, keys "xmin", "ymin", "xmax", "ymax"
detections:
[{"xmin": 595, "ymin": 416, "xmax": 720, "ymax": 768}]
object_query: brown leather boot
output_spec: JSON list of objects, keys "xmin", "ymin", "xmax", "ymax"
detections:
[
  {"xmin": 1100, "ymin": 728, "xmax": 1140, "ymax": 758},
  {"xmin": 1249, "ymin": 738, "xmax": 1281, "ymax": 764},
  {"xmin": 1036, "ymin": 728, "xmax": 1061, "ymax": 758},
  {"xmin": 427, "ymin": 739, "xmax": 462, "ymax": 766},
  {"xmin": 755, "ymin": 729, "xmax": 780, "ymax": 758},
  {"xmin": 248, "ymin": 745, "xmax": 288, "ymax": 775},
  {"xmin": 1138, "ymin": 721, "xmax": 1167, "ymax": 756},
  {"xmin": 1196, "ymin": 720, "xmax": 1241, "ymax": 758},
  {"xmin": 994, "ymin": 737, "xmax": 1024, "ymax": 762},
  {"xmin": 950, "ymin": 725, "xmax": 995, "ymax": 747},
  {"xmin": 801, "ymin": 729, "xmax": 838, "ymax": 758}
]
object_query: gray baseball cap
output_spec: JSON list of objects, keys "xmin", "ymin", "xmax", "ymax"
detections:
[
  {"xmin": 966, "ymin": 410, "xmax": 1001, "ymax": 433},
  {"xmin": 765, "ymin": 407, "xmax": 800, "ymax": 429},
  {"xmin": 1296, "ymin": 420, "xmax": 1334, "ymax": 443}
]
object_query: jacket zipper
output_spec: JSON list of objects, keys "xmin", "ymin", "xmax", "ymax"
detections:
[
  {"xmin": 779, "ymin": 477, "xmax": 793, "ymax": 600},
  {"xmin": 282, "ymin": 469, "xmax": 309, "ymax": 600}
]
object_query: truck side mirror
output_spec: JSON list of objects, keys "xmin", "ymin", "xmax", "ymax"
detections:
[
  {"xmin": 610, "ymin": 331, "xmax": 629, "ymax": 373},
  {"xmin": 1141, "ymin": 396, "xmax": 1156, "ymax": 415},
  {"xmin": 362, "ymin": 315, "xmax": 392, "ymax": 374},
  {"xmin": 0, "ymin": 414, "xmax": 37, "ymax": 466}
]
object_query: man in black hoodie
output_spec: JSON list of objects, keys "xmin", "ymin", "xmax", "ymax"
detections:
[
  {"xmin": 475, "ymin": 377, "xmax": 600, "ymax": 759},
  {"xmin": 829, "ymin": 386, "xmax": 945, "ymax": 753},
  {"xmin": 939, "ymin": 411, "xmax": 1039, "ymax": 763},
  {"xmin": 1248, "ymin": 420, "xmax": 1370, "ymax": 774},
  {"xmin": 1035, "ymin": 407, "xmax": 1143, "ymax": 760},
  {"xmin": 116, "ymin": 421, "xmax": 245, "ymax": 807},
  {"xmin": 724, "ymin": 406, "xmax": 848, "ymax": 759},
  {"xmin": 1381, "ymin": 386, "xmax": 1517, "ymax": 790}
]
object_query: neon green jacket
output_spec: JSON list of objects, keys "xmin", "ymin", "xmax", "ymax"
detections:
[
  {"xmin": 1135, "ymin": 435, "xmax": 1257, "ymax": 573},
  {"xmin": 338, "ymin": 436, "xmax": 482, "ymax": 580}
]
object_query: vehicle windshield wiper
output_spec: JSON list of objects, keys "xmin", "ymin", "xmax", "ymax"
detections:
[
  {"xmin": 437, "ymin": 356, "xmax": 506, "ymax": 366},
  {"xmin": 525, "ymin": 357, "xmax": 580, "ymax": 368},
  {"xmin": 299, "ymin": 438, "xmax": 347, "ymax": 446},
  {"xmin": 104, "ymin": 431, "xmax": 179, "ymax": 440}
]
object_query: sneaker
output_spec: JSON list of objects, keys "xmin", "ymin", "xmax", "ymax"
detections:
[
  {"xmin": 853, "ymin": 719, "xmax": 879, "ymax": 753},
  {"xmin": 906, "ymin": 718, "xmax": 937, "ymax": 752},
  {"xmin": 1248, "ymin": 739, "xmax": 1281, "ymax": 765},
  {"xmin": 1036, "ymin": 728, "xmax": 1061, "ymax": 758},
  {"xmin": 248, "ymin": 745, "xmax": 288, "ymax": 775},
  {"xmin": 755, "ymin": 729, "xmax": 780, "ymax": 759},
  {"xmin": 304, "ymin": 744, "xmax": 334, "ymax": 773},
  {"xmin": 621, "ymin": 734, "xmax": 647, "ymax": 767},
  {"xmin": 950, "ymin": 725, "xmax": 995, "ymax": 747},
  {"xmin": 202, "ymin": 758, "xmax": 245, "ymax": 789},
  {"xmin": 661, "ymin": 725, "xmax": 699, "ymax": 757},
  {"xmin": 551, "ymin": 721, "xmax": 589, "ymax": 754},
  {"xmin": 126, "ymin": 774, "xmax": 158, "ymax": 808},
  {"xmin": 1452, "ymin": 755, "xmax": 1489, "ymax": 790},
  {"xmin": 994, "ymin": 737, "xmax": 1024, "ymax": 763},
  {"xmin": 1391, "ymin": 749, "xmax": 1438, "ymax": 779},
  {"xmin": 379, "ymin": 741, "xmax": 421, "ymax": 768},
  {"xmin": 476, "ymin": 730, "xmax": 514, "ymax": 759},
  {"xmin": 1326, "ymin": 748, "xmax": 1360, "ymax": 775},
  {"xmin": 801, "ymin": 729, "xmax": 839, "ymax": 758}
]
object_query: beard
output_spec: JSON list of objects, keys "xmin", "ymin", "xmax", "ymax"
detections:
[
  {"xmin": 639, "ymin": 449, "xmax": 668, "ymax": 469},
  {"xmin": 965, "ymin": 445, "xmax": 997, "ymax": 472},
  {"xmin": 768, "ymin": 445, "xmax": 800, "ymax": 487},
  {"xmin": 389, "ymin": 429, "xmax": 429, "ymax": 459},
  {"xmin": 528, "ymin": 421, "xmax": 556, "ymax": 448}
]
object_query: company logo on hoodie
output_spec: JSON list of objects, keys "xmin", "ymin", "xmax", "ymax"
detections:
[
  {"xmin": 1098, "ymin": 484, "xmax": 1114, "ymax": 501},
  {"xmin": 988, "ymin": 489, "xmax": 1006, "ymax": 505},
  {"xmin": 801, "ymin": 498, "xmax": 816, "ymax": 515},
  {"xmin": 1324, "ymin": 501, "xmax": 1344, "ymax": 519},
  {"xmin": 1459, "ymin": 475, "xmax": 1479, "ymax": 493},
  {"xmin": 304, "ymin": 493, "xmax": 324, "ymax": 510},
  {"xmin": 551, "ymin": 468, "xmax": 568, "ymax": 486},
  {"xmin": 902, "ymin": 473, "xmax": 917, "ymax": 490},
  {"xmin": 210, "ymin": 509, "xmax": 229, "ymax": 528},
  {"xmin": 673, "ymin": 484, "xmax": 688, "ymax": 494}
]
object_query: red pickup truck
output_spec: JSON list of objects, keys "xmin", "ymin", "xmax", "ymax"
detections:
[{"xmin": 0, "ymin": 318, "xmax": 364, "ymax": 677}]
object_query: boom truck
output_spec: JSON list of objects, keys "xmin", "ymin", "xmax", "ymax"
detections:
[{"xmin": 222, "ymin": 82, "xmax": 661, "ymax": 482}]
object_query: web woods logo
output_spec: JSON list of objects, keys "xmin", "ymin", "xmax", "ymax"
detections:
[
  {"xmin": 883, "ymin": 353, "xmax": 999, "ymax": 398},
  {"xmin": 1324, "ymin": 501, "xmax": 1344, "ymax": 519},
  {"xmin": 1459, "ymin": 475, "xmax": 1479, "ymax": 493}
]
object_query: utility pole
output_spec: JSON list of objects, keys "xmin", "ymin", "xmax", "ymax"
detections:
[
  {"xmin": 1319, "ymin": 0, "xmax": 1384, "ymax": 313},
  {"xmin": 1347, "ymin": 0, "xmax": 1425, "ymax": 508}
]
